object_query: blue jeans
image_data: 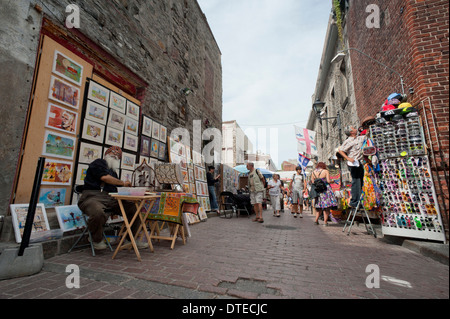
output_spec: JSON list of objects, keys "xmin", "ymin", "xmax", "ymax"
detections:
[{"xmin": 208, "ymin": 186, "xmax": 219, "ymax": 210}]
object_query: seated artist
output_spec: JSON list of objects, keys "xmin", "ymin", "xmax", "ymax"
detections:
[{"xmin": 77, "ymin": 146, "xmax": 148, "ymax": 250}]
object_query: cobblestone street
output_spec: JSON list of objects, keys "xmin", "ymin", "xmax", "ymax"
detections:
[{"xmin": 0, "ymin": 208, "xmax": 448, "ymax": 300}]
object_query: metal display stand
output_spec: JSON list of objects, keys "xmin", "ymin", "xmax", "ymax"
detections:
[
  {"xmin": 342, "ymin": 193, "xmax": 377, "ymax": 238},
  {"xmin": 371, "ymin": 116, "xmax": 446, "ymax": 243}
]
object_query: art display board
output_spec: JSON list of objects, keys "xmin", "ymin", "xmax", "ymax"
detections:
[
  {"xmin": 13, "ymin": 35, "xmax": 94, "ymax": 207},
  {"xmin": 221, "ymin": 164, "xmax": 240, "ymax": 193},
  {"xmin": 371, "ymin": 116, "xmax": 446, "ymax": 243}
]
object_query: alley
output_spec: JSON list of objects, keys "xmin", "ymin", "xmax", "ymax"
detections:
[{"xmin": 0, "ymin": 209, "xmax": 448, "ymax": 300}]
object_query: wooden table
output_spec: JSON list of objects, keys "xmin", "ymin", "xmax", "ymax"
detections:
[{"xmin": 109, "ymin": 193, "xmax": 160, "ymax": 261}]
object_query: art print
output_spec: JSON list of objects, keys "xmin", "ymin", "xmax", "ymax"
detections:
[
  {"xmin": 125, "ymin": 117, "xmax": 139, "ymax": 136},
  {"xmin": 55, "ymin": 205, "xmax": 86, "ymax": 232},
  {"xmin": 126, "ymin": 100, "xmax": 140, "ymax": 120},
  {"xmin": 78, "ymin": 142, "xmax": 102, "ymax": 164},
  {"xmin": 124, "ymin": 133, "xmax": 138, "ymax": 152},
  {"xmin": 52, "ymin": 50, "xmax": 84, "ymax": 86},
  {"xmin": 87, "ymin": 80, "xmax": 110, "ymax": 106},
  {"xmin": 42, "ymin": 159, "xmax": 73, "ymax": 186},
  {"xmin": 121, "ymin": 152, "xmax": 136, "ymax": 170},
  {"xmin": 81, "ymin": 119, "xmax": 105, "ymax": 144},
  {"xmin": 120, "ymin": 169, "xmax": 133, "ymax": 184},
  {"xmin": 140, "ymin": 135, "xmax": 151, "ymax": 157},
  {"xmin": 48, "ymin": 75, "xmax": 80, "ymax": 109},
  {"xmin": 85, "ymin": 100, "xmax": 108, "ymax": 125},
  {"xmin": 10, "ymin": 203, "xmax": 50, "ymax": 243},
  {"xmin": 142, "ymin": 116, "xmax": 152, "ymax": 137},
  {"xmin": 105, "ymin": 126, "xmax": 123, "ymax": 147},
  {"xmin": 109, "ymin": 91, "xmax": 127, "ymax": 114},
  {"xmin": 158, "ymin": 142, "xmax": 166, "ymax": 161},
  {"xmin": 108, "ymin": 109, "xmax": 126, "ymax": 131},
  {"xmin": 38, "ymin": 187, "xmax": 67, "ymax": 208},
  {"xmin": 75, "ymin": 163, "xmax": 89, "ymax": 185},
  {"xmin": 45, "ymin": 103, "xmax": 78, "ymax": 135},
  {"xmin": 150, "ymin": 138, "xmax": 159, "ymax": 158},
  {"xmin": 42, "ymin": 130, "xmax": 76, "ymax": 160},
  {"xmin": 152, "ymin": 122, "xmax": 160, "ymax": 140},
  {"xmin": 159, "ymin": 125, "xmax": 167, "ymax": 143}
]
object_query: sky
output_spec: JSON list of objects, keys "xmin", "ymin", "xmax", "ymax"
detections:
[{"xmin": 197, "ymin": 0, "xmax": 332, "ymax": 169}]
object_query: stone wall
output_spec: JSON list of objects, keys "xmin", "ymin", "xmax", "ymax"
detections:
[{"xmin": 0, "ymin": 0, "xmax": 222, "ymax": 219}]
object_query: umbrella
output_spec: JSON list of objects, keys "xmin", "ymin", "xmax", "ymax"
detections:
[
  {"xmin": 258, "ymin": 168, "xmax": 274, "ymax": 178},
  {"xmin": 233, "ymin": 165, "xmax": 249, "ymax": 174}
]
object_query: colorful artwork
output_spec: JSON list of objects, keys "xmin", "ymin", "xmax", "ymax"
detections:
[
  {"xmin": 108, "ymin": 109, "xmax": 126, "ymax": 130},
  {"xmin": 140, "ymin": 135, "xmax": 151, "ymax": 157},
  {"xmin": 81, "ymin": 119, "xmax": 105, "ymax": 144},
  {"xmin": 45, "ymin": 103, "xmax": 78, "ymax": 135},
  {"xmin": 38, "ymin": 188, "xmax": 67, "ymax": 208},
  {"xmin": 85, "ymin": 100, "xmax": 108, "ymax": 125},
  {"xmin": 120, "ymin": 169, "xmax": 133, "ymax": 184},
  {"xmin": 126, "ymin": 101, "xmax": 140, "ymax": 120},
  {"xmin": 87, "ymin": 80, "xmax": 110, "ymax": 106},
  {"xmin": 55, "ymin": 205, "xmax": 86, "ymax": 232},
  {"xmin": 125, "ymin": 117, "xmax": 139, "ymax": 136},
  {"xmin": 143, "ymin": 192, "xmax": 198, "ymax": 225},
  {"xmin": 121, "ymin": 152, "xmax": 136, "ymax": 170},
  {"xmin": 48, "ymin": 75, "xmax": 80, "ymax": 109},
  {"xmin": 109, "ymin": 91, "xmax": 126, "ymax": 114},
  {"xmin": 42, "ymin": 130, "xmax": 76, "ymax": 160},
  {"xmin": 150, "ymin": 139, "xmax": 159, "ymax": 158},
  {"xmin": 52, "ymin": 50, "xmax": 83, "ymax": 86},
  {"xmin": 75, "ymin": 163, "xmax": 89, "ymax": 185},
  {"xmin": 42, "ymin": 159, "xmax": 73, "ymax": 186},
  {"xmin": 10, "ymin": 203, "xmax": 50, "ymax": 243},
  {"xmin": 158, "ymin": 142, "xmax": 166, "ymax": 161},
  {"xmin": 160, "ymin": 125, "xmax": 167, "ymax": 143},
  {"xmin": 152, "ymin": 122, "xmax": 160, "ymax": 140},
  {"xmin": 78, "ymin": 142, "xmax": 102, "ymax": 164},
  {"xmin": 142, "ymin": 116, "xmax": 152, "ymax": 137},
  {"xmin": 105, "ymin": 126, "xmax": 123, "ymax": 147},
  {"xmin": 124, "ymin": 133, "xmax": 138, "ymax": 152}
]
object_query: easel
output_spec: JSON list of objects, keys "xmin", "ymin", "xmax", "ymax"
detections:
[{"xmin": 342, "ymin": 193, "xmax": 377, "ymax": 238}]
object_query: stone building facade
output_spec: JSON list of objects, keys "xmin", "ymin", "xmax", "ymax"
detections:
[
  {"xmin": 308, "ymin": 0, "xmax": 449, "ymax": 233},
  {"xmin": 0, "ymin": 0, "xmax": 222, "ymax": 241}
]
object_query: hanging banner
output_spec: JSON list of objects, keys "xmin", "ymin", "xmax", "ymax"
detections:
[
  {"xmin": 294, "ymin": 126, "xmax": 318, "ymax": 156},
  {"xmin": 298, "ymin": 153, "xmax": 310, "ymax": 176}
]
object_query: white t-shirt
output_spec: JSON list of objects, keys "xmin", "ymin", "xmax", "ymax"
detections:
[
  {"xmin": 292, "ymin": 174, "xmax": 304, "ymax": 190},
  {"xmin": 268, "ymin": 180, "xmax": 281, "ymax": 196}
]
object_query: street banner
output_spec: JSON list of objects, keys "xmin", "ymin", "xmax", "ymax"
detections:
[
  {"xmin": 298, "ymin": 153, "xmax": 310, "ymax": 176},
  {"xmin": 294, "ymin": 126, "xmax": 318, "ymax": 156}
]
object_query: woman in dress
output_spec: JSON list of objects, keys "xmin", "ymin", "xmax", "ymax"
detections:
[{"xmin": 310, "ymin": 162, "xmax": 338, "ymax": 226}]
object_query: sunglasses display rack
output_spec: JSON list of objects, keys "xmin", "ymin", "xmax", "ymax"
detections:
[{"xmin": 370, "ymin": 117, "xmax": 446, "ymax": 243}]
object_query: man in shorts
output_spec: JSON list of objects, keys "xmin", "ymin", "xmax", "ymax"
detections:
[
  {"xmin": 289, "ymin": 166, "xmax": 307, "ymax": 218},
  {"xmin": 246, "ymin": 162, "xmax": 265, "ymax": 223}
]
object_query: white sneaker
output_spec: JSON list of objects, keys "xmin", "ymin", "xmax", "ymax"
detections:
[
  {"xmin": 124, "ymin": 239, "xmax": 148, "ymax": 249},
  {"xmin": 92, "ymin": 240, "xmax": 108, "ymax": 250}
]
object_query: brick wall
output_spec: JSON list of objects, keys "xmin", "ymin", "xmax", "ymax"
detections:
[{"xmin": 347, "ymin": 0, "xmax": 449, "ymax": 232}]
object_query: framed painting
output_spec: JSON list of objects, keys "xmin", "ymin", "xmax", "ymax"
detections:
[
  {"xmin": 81, "ymin": 119, "xmax": 105, "ymax": 144},
  {"xmin": 48, "ymin": 75, "xmax": 80, "ymax": 109},
  {"xmin": 108, "ymin": 109, "xmax": 126, "ymax": 131},
  {"xmin": 55, "ymin": 205, "xmax": 86, "ymax": 232},
  {"xmin": 78, "ymin": 142, "xmax": 102, "ymax": 164},
  {"xmin": 85, "ymin": 100, "xmax": 108, "ymax": 125},
  {"xmin": 42, "ymin": 159, "xmax": 73, "ymax": 186},
  {"xmin": 120, "ymin": 169, "xmax": 134, "ymax": 184},
  {"xmin": 105, "ymin": 126, "xmax": 123, "ymax": 147},
  {"xmin": 152, "ymin": 122, "xmax": 160, "ymax": 140},
  {"xmin": 42, "ymin": 130, "xmax": 76, "ymax": 160},
  {"xmin": 142, "ymin": 116, "xmax": 152, "ymax": 137},
  {"xmin": 125, "ymin": 116, "xmax": 139, "ymax": 136},
  {"xmin": 158, "ymin": 142, "xmax": 166, "ymax": 161},
  {"xmin": 150, "ymin": 138, "xmax": 159, "ymax": 158},
  {"xmin": 45, "ymin": 103, "xmax": 78, "ymax": 135},
  {"xmin": 121, "ymin": 152, "xmax": 136, "ymax": 171},
  {"xmin": 10, "ymin": 203, "xmax": 50, "ymax": 243},
  {"xmin": 38, "ymin": 187, "xmax": 67, "ymax": 208},
  {"xmin": 52, "ymin": 50, "xmax": 84, "ymax": 86},
  {"xmin": 87, "ymin": 80, "xmax": 110, "ymax": 106},
  {"xmin": 75, "ymin": 163, "xmax": 89, "ymax": 185},
  {"xmin": 140, "ymin": 135, "xmax": 151, "ymax": 157},
  {"xmin": 124, "ymin": 133, "xmax": 138, "ymax": 152},
  {"xmin": 126, "ymin": 100, "xmax": 140, "ymax": 120},
  {"xmin": 109, "ymin": 91, "xmax": 127, "ymax": 114},
  {"xmin": 159, "ymin": 125, "xmax": 167, "ymax": 143}
]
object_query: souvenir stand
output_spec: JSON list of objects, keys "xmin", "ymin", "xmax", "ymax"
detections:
[{"xmin": 370, "ymin": 95, "xmax": 446, "ymax": 243}]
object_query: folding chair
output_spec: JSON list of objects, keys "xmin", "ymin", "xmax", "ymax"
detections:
[{"xmin": 68, "ymin": 185, "xmax": 113, "ymax": 256}]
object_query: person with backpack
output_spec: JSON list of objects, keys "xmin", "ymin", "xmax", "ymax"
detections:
[
  {"xmin": 288, "ymin": 166, "xmax": 307, "ymax": 218},
  {"xmin": 246, "ymin": 162, "xmax": 266, "ymax": 223},
  {"xmin": 310, "ymin": 162, "xmax": 337, "ymax": 226}
]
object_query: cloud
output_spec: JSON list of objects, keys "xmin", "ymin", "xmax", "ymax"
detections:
[{"xmin": 198, "ymin": 0, "xmax": 332, "ymax": 167}]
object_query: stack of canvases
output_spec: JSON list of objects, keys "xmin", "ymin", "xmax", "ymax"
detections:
[{"xmin": 370, "ymin": 93, "xmax": 446, "ymax": 242}]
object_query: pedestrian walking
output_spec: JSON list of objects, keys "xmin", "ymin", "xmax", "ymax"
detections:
[
  {"xmin": 310, "ymin": 162, "xmax": 337, "ymax": 226},
  {"xmin": 268, "ymin": 174, "xmax": 282, "ymax": 217},
  {"xmin": 337, "ymin": 125, "xmax": 367, "ymax": 208},
  {"xmin": 289, "ymin": 166, "xmax": 307, "ymax": 218},
  {"xmin": 246, "ymin": 162, "xmax": 265, "ymax": 223}
]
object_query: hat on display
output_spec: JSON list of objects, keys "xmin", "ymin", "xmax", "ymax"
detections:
[
  {"xmin": 388, "ymin": 93, "xmax": 402, "ymax": 101},
  {"xmin": 406, "ymin": 112, "xmax": 419, "ymax": 118},
  {"xmin": 392, "ymin": 114, "xmax": 404, "ymax": 122},
  {"xmin": 105, "ymin": 146, "xmax": 123, "ymax": 159},
  {"xmin": 398, "ymin": 103, "xmax": 412, "ymax": 109},
  {"xmin": 388, "ymin": 98, "xmax": 401, "ymax": 106}
]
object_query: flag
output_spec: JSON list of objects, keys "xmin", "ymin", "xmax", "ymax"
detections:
[
  {"xmin": 298, "ymin": 153, "xmax": 310, "ymax": 176},
  {"xmin": 294, "ymin": 126, "xmax": 318, "ymax": 156}
]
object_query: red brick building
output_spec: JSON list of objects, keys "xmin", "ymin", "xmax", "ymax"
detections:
[{"xmin": 345, "ymin": 0, "xmax": 448, "ymax": 234}]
